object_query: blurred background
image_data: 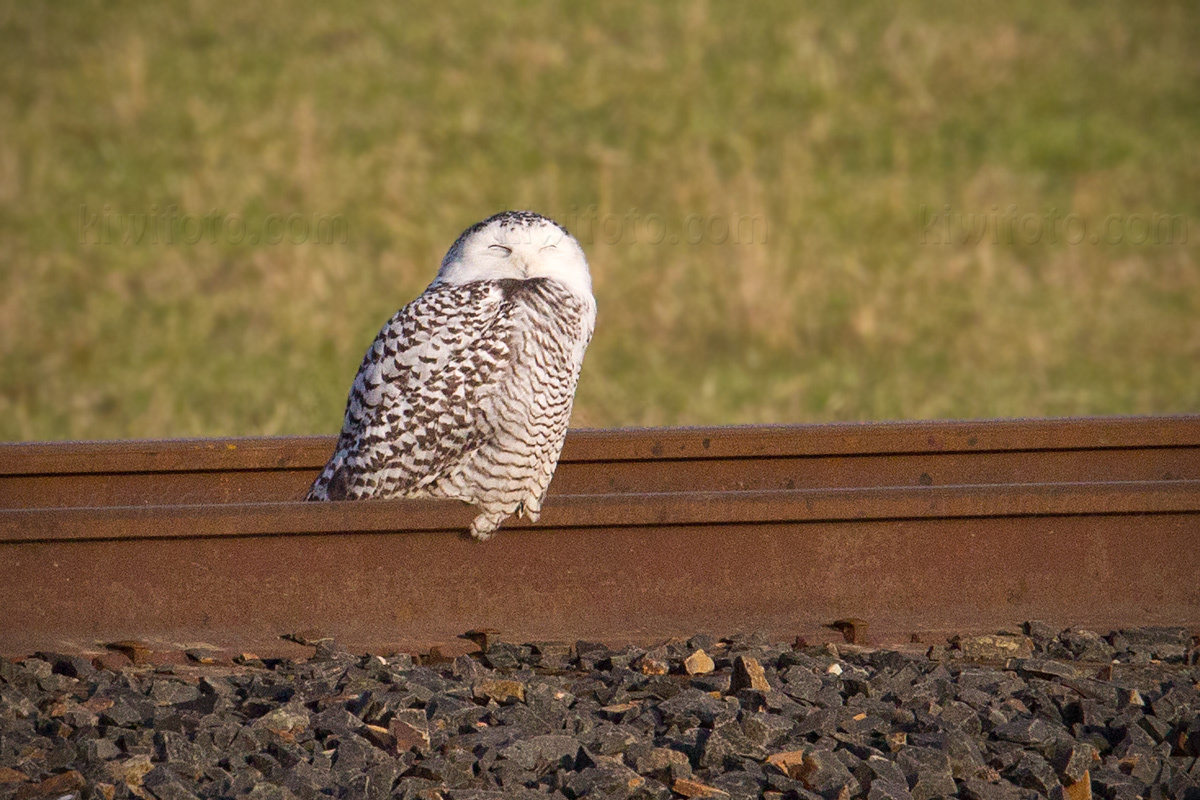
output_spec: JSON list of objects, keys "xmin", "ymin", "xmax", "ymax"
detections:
[{"xmin": 1, "ymin": 2, "xmax": 1197, "ymax": 441}]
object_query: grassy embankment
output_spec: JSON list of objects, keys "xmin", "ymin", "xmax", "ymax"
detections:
[{"xmin": 1, "ymin": 3, "xmax": 1197, "ymax": 440}]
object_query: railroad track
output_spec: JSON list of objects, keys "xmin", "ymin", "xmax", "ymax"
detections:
[{"xmin": 1, "ymin": 416, "xmax": 1198, "ymax": 658}]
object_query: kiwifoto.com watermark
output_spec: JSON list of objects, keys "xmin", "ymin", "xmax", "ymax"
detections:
[
  {"xmin": 919, "ymin": 205, "xmax": 1188, "ymax": 245},
  {"xmin": 79, "ymin": 205, "xmax": 348, "ymax": 245},
  {"xmin": 559, "ymin": 206, "xmax": 767, "ymax": 245}
]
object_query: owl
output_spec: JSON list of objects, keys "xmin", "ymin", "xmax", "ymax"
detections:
[{"xmin": 307, "ymin": 211, "xmax": 596, "ymax": 540}]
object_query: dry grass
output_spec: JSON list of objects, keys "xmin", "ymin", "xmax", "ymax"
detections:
[{"xmin": 0, "ymin": 2, "xmax": 1197, "ymax": 440}]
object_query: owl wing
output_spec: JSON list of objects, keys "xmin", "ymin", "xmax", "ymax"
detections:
[{"xmin": 307, "ymin": 281, "xmax": 513, "ymax": 501}]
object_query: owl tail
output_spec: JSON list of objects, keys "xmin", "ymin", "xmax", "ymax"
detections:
[
  {"xmin": 307, "ymin": 455, "xmax": 350, "ymax": 501},
  {"xmin": 469, "ymin": 511, "xmax": 507, "ymax": 541}
]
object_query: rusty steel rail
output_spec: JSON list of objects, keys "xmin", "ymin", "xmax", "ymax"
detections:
[
  {"xmin": 0, "ymin": 416, "xmax": 1198, "ymax": 657},
  {"xmin": 2, "ymin": 416, "xmax": 1197, "ymax": 508}
]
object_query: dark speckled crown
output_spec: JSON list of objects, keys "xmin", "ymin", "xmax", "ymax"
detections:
[{"xmin": 447, "ymin": 211, "xmax": 572, "ymax": 255}]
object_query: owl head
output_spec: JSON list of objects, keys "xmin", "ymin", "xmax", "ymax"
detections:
[{"xmin": 434, "ymin": 211, "xmax": 593, "ymax": 299}]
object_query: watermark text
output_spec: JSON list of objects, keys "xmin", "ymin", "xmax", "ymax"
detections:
[
  {"xmin": 919, "ymin": 205, "xmax": 1187, "ymax": 246},
  {"xmin": 79, "ymin": 205, "xmax": 348, "ymax": 245}
]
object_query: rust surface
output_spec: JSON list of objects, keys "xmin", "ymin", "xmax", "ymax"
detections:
[
  {"xmin": 3, "ymin": 481, "xmax": 1199, "ymax": 544},
  {"xmin": 2, "ymin": 416, "xmax": 1197, "ymax": 508},
  {"xmin": 0, "ymin": 417, "xmax": 1198, "ymax": 656},
  {"xmin": 3, "ymin": 513, "xmax": 1197, "ymax": 657}
]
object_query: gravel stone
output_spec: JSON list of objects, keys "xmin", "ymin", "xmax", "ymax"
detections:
[
  {"xmin": 694, "ymin": 725, "xmax": 760, "ymax": 770},
  {"xmin": 959, "ymin": 775, "xmax": 1026, "ymax": 800},
  {"xmin": 658, "ymin": 689, "xmax": 734, "ymax": 730},
  {"xmin": 729, "ymin": 657, "xmax": 770, "ymax": 694},
  {"xmin": 472, "ymin": 678, "xmax": 525, "ymax": 704},
  {"xmin": 1008, "ymin": 750, "xmax": 1060, "ymax": 795},
  {"xmin": 672, "ymin": 776, "xmax": 731, "ymax": 798},
  {"xmin": 895, "ymin": 746, "xmax": 957, "ymax": 800},
  {"xmin": 563, "ymin": 760, "xmax": 645, "ymax": 799},
  {"xmin": 36, "ymin": 652, "xmax": 97, "ymax": 682},
  {"xmin": 791, "ymin": 747, "xmax": 859, "ymax": 799},
  {"xmin": 707, "ymin": 769, "xmax": 766, "ymax": 799},
  {"xmin": 953, "ymin": 635, "xmax": 1034, "ymax": 661},
  {"xmin": 498, "ymin": 733, "xmax": 581, "ymax": 770},
  {"xmin": 1, "ymin": 625, "xmax": 1196, "ymax": 799},
  {"xmin": 1060, "ymin": 629, "xmax": 1115, "ymax": 662},
  {"xmin": 100, "ymin": 695, "xmax": 155, "ymax": 728},
  {"xmin": 636, "ymin": 746, "xmax": 692, "ymax": 782},
  {"xmin": 991, "ymin": 715, "xmax": 1065, "ymax": 747},
  {"xmin": 685, "ymin": 650, "xmax": 716, "ymax": 676},
  {"xmin": 1109, "ymin": 627, "xmax": 1194, "ymax": 663},
  {"xmin": 867, "ymin": 778, "xmax": 914, "ymax": 800}
]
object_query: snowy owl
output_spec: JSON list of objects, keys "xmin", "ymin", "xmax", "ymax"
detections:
[{"xmin": 307, "ymin": 210, "xmax": 596, "ymax": 540}]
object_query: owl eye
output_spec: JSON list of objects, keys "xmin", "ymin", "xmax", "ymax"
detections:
[
  {"xmin": 540, "ymin": 244, "xmax": 557, "ymax": 252},
  {"xmin": 489, "ymin": 245, "xmax": 512, "ymax": 255}
]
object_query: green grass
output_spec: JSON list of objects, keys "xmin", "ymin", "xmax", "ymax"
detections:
[{"xmin": 1, "ymin": 1, "xmax": 1198, "ymax": 440}]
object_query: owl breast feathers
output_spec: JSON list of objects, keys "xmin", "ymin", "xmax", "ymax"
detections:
[{"xmin": 307, "ymin": 211, "xmax": 596, "ymax": 540}]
